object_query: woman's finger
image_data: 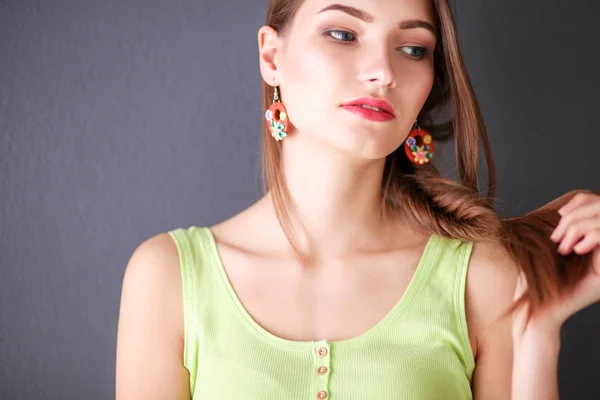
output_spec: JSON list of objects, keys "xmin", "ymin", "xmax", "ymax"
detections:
[
  {"xmin": 558, "ymin": 192, "xmax": 598, "ymax": 216},
  {"xmin": 558, "ymin": 220, "xmax": 600, "ymax": 254},
  {"xmin": 573, "ymin": 231, "xmax": 600, "ymax": 255},
  {"xmin": 551, "ymin": 200, "xmax": 600, "ymax": 242}
]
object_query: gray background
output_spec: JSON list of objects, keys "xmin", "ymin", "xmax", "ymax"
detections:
[{"xmin": 1, "ymin": 0, "xmax": 599, "ymax": 398}]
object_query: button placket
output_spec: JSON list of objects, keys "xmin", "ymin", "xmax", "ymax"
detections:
[{"xmin": 313, "ymin": 339, "xmax": 331, "ymax": 399}]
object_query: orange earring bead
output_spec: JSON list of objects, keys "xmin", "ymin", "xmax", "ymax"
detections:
[
  {"xmin": 265, "ymin": 102, "xmax": 288, "ymax": 141},
  {"xmin": 265, "ymin": 86, "xmax": 289, "ymax": 141},
  {"xmin": 404, "ymin": 126, "xmax": 434, "ymax": 165}
]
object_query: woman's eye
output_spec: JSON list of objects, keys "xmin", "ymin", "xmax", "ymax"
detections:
[
  {"xmin": 325, "ymin": 29, "xmax": 356, "ymax": 43},
  {"xmin": 324, "ymin": 30, "xmax": 429, "ymax": 61},
  {"xmin": 400, "ymin": 46, "xmax": 429, "ymax": 60}
]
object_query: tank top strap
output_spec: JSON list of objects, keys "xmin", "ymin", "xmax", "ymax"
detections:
[
  {"xmin": 438, "ymin": 235, "xmax": 476, "ymax": 377},
  {"xmin": 393, "ymin": 234, "xmax": 476, "ymax": 381},
  {"xmin": 448, "ymin": 237, "xmax": 476, "ymax": 377},
  {"xmin": 167, "ymin": 225, "xmax": 220, "ymax": 394}
]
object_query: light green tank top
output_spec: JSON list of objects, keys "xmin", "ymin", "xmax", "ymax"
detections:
[{"xmin": 168, "ymin": 226, "xmax": 475, "ymax": 399}]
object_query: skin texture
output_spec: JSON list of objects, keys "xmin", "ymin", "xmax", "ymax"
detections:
[{"xmin": 115, "ymin": 1, "xmax": 600, "ymax": 398}]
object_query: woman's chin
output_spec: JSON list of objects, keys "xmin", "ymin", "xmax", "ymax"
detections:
[{"xmin": 321, "ymin": 134, "xmax": 399, "ymax": 161}]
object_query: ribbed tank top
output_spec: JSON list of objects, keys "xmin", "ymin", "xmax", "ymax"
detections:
[{"xmin": 168, "ymin": 226, "xmax": 475, "ymax": 400}]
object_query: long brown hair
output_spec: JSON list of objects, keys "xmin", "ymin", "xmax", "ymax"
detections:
[{"xmin": 259, "ymin": 0, "xmax": 595, "ymax": 326}]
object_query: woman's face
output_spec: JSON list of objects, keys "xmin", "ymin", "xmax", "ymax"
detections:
[{"xmin": 267, "ymin": 0, "xmax": 437, "ymax": 159}]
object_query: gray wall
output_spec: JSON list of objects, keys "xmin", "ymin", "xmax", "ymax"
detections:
[{"xmin": 0, "ymin": 0, "xmax": 598, "ymax": 398}]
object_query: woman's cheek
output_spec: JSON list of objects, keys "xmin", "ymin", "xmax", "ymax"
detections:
[
  {"xmin": 280, "ymin": 51, "xmax": 340, "ymax": 135},
  {"xmin": 295, "ymin": 46, "xmax": 340, "ymax": 82},
  {"xmin": 402, "ymin": 64, "xmax": 434, "ymax": 105}
]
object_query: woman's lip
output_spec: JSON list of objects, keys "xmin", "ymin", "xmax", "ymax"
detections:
[
  {"xmin": 341, "ymin": 105, "xmax": 396, "ymax": 122},
  {"xmin": 342, "ymin": 97, "xmax": 395, "ymax": 117}
]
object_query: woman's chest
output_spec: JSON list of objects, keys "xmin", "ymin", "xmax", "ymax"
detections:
[
  {"xmin": 189, "ymin": 330, "xmax": 472, "ymax": 400},
  {"xmin": 214, "ymin": 240, "xmax": 429, "ymax": 344}
]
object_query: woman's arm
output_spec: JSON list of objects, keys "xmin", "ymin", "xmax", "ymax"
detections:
[
  {"xmin": 510, "ymin": 191, "xmax": 600, "ymax": 399},
  {"xmin": 511, "ymin": 326, "xmax": 560, "ymax": 400},
  {"xmin": 115, "ymin": 233, "xmax": 191, "ymax": 400},
  {"xmin": 468, "ymin": 241, "xmax": 564, "ymax": 400},
  {"xmin": 468, "ymin": 241, "xmax": 518, "ymax": 399}
]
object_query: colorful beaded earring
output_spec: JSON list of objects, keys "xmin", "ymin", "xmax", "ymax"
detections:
[
  {"xmin": 404, "ymin": 120, "xmax": 435, "ymax": 165},
  {"xmin": 265, "ymin": 86, "xmax": 289, "ymax": 141}
]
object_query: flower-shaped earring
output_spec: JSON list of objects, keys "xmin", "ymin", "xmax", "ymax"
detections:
[
  {"xmin": 404, "ymin": 120, "xmax": 435, "ymax": 165},
  {"xmin": 265, "ymin": 86, "xmax": 289, "ymax": 141}
]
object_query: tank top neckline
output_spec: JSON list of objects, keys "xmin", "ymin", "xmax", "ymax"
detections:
[{"xmin": 201, "ymin": 226, "xmax": 439, "ymax": 350}]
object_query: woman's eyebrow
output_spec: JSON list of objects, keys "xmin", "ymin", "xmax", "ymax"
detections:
[{"xmin": 316, "ymin": 3, "xmax": 436, "ymax": 36}]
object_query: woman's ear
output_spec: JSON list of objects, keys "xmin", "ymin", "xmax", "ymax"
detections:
[{"xmin": 257, "ymin": 25, "xmax": 283, "ymax": 85}]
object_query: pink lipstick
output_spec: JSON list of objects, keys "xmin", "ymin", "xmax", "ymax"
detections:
[{"xmin": 341, "ymin": 97, "xmax": 395, "ymax": 122}]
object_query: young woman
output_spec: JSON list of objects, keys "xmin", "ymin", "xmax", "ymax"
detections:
[{"xmin": 115, "ymin": 0, "xmax": 600, "ymax": 399}]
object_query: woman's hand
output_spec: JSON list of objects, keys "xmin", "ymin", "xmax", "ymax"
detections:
[
  {"xmin": 509, "ymin": 192, "xmax": 600, "ymax": 400},
  {"xmin": 513, "ymin": 192, "xmax": 600, "ymax": 338},
  {"xmin": 549, "ymin": 192, "xmax": 600, "ymax": 320}
]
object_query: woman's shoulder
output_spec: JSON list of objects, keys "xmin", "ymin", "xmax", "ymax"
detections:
[
  {"xmin": 125, "ymin": 231, "xmax": 183, "ymax": 281},
  {"xmin": 467, "ymin": 241, "xmax": 520, "ymax": 319},
  {"xmin": 116, "ymin": 231, "xmax": 190, "ymax": 397},
  {"xmin": 130, "ymin": 231, "xmax": 181, "ymax": 267},
  {"xmin": 465, "ymin": 240, "xmax": 519, "ymax": 357},
  {"xmin": 121, "ymin": 231, "xmax": 184, "ymax": 323}
]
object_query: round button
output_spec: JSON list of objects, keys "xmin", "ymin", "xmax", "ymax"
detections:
[
  {"xmin": 317, "ymin": 366, "xmax": 328, "ymax": 375},
  {"xmin": 317, "ymin": 347, "xmax": 328, "ymax": 358},
  {"xmin": 317, "ymin": 390, "xmax": 328, "ymax": 399}
]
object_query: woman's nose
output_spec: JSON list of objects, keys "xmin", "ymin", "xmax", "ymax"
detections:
[{"xmin": 357, "ymin": 48, "xmax": 396, "ymax": 89}]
